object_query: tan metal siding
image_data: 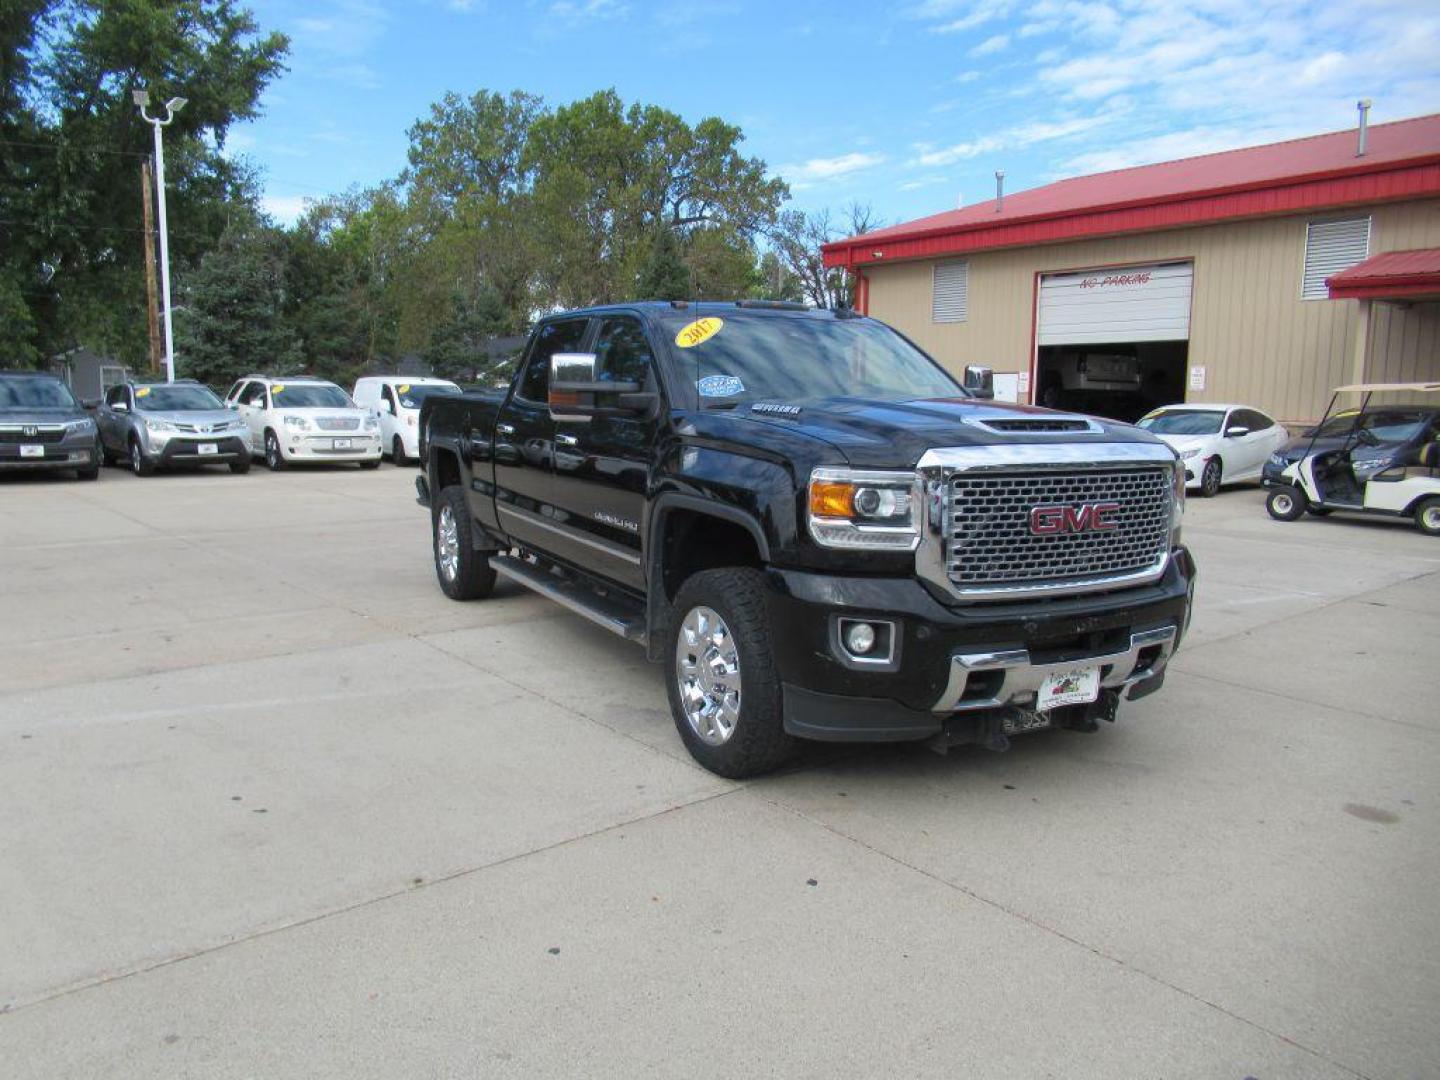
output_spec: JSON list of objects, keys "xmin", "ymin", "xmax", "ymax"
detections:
[{"xmin": 865, "ymin": 199, "xmax": 1440, "ymax": 422}]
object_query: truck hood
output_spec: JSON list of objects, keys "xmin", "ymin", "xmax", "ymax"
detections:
[
  {"xmin": 732, "ymin": 395, "xmax": 1162, "ymax": 468},
  {"xmin": 0, "ymin": 406, "xmax": 87, "ymax": 425}
]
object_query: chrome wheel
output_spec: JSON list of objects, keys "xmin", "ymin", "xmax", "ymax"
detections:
[
  {"xmin": 1423, "ymin": 506, "xmax": 1440, "ymax": 530},
  {"xmin": 675, "ymin": 605, "xmax": 742, "ymax": 746},
  {"xmin": 130, "ymin": 442, "xmax": 142, "ymax": 472},
  {"xmin": 1272, "ymin": 492, "xmax": 1293, "ymax": 515},
  {"xmin": 436, "ymin": 504, "xmax": 460, "ymax": 582}
]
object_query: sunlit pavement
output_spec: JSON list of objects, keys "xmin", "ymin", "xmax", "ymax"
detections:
[{"xmin": 3, "ymin": 463, "xmax": 1437, "ymax": 1079}]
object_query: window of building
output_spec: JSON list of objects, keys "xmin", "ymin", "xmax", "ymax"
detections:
[
  {"xmin": 99, "ymin": 365, "xmax": 127, "ymax": 393},
  {"xmin": 932, "ymin": 261, "xmax": 968, "ymax": 323},
  {"xmin": 1302, "ymin": 217, "xmax": 1370, "ymax": 300}
]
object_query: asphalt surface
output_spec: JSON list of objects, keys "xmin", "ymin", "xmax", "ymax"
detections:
[{"xmin": 2, "ymin": 462, "xmax": 1437, "ymax": 1079}]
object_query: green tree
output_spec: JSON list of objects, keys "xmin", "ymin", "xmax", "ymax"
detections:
[
  {"xmin": 770, "ymin": 203, "xmax": 881, "ymax": 309},
  {"xmin": 422, "ymin": 286, "xmax": 507, "ymax": 382},
  {"xmin": 636, "ymin": 226, "xmax": 690, "ymax": 300},
  {"xmin": 175, "ymin": 218, "xmax": 300, "ymax": 387},
  {"xmin": 0, "ymin": 1, "xmax": 287, "ymax": 363}
]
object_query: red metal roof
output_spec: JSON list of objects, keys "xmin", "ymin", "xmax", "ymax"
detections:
[
  {"xmin": 1326, "ymin": 247, "xmax": 1440, "ymax": 300},
  {"xmin": 822, "ymin": 114, "xmax": 1440, "ymax": 269}
]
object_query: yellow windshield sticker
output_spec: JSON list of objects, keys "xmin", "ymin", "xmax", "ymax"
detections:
[
  {"xmin": 674, "ymin": 317, "xmax": 723, "ymax": 349},
  {"xmin": 397, "ymin": 384, "xmax": 411, "ymax": 394},
  {"xmin": 135, "ymin": 387, "xmax": 151, "ymax": 397},
  {"xmin": 272, "ymin": 383, "xmax": 285, "ymax": 394}
]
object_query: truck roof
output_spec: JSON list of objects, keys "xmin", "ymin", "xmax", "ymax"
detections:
[{"xmin": 545, "ymin": 300, "xmax": 861, "ymax": 322}]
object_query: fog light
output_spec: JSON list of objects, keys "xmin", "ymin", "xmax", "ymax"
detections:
[{"xmin": 845, "ymin": 622, "xmax": 876, "ymax": 655}]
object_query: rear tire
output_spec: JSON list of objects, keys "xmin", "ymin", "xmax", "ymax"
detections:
[
  {"xmin": 432, "ymin": 485, "xmax": 496, "ymax": 601},
  {"xmin": 1415, "ymin": 497, "xmax": 1440, "ymax": 537},
  {"xmin": 264, "ymin": 430, "xmax": 286, "ymax": 471},
  {"xmin": 1199, "ymin": 457, "xmax": 1222, "ymax": 497},
  {"xmin": 667, "ymin": 567, "xmax": 795, "ymax": 779},
  {"xmin": 1266, "ymin": 486, "xmax": 1307, "ymax": 521}
]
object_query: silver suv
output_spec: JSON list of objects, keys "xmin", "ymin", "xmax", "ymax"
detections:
[{"xmin": 96, "ymin": 380, "xmax": 251, "ymax": 475}]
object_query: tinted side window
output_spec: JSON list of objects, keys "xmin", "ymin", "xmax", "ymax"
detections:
[
  {"xmin": 381, "ymin": 384, "xmax": 396, "ymax": 408},
  {"xmin": 240, "ymin": 382, "xmax": 267, "ymax": 406},
  {"xmin": 227, "ymin": 379, "xmax": 245, "ymax": 401},
  {"xmin": 593, "ymin": 316, "xmax": 655, "ymax": 385},
  {"xmin": 1232, "ymin": 409, "xmax": 1264, "ymax": 431},
  {"xmin": 517, "ymin": 319, "xmax": 589, "ymax": 403},
  {"xmin": 105, "ymin": 385, "xmax": 126, "ymax": 407}
]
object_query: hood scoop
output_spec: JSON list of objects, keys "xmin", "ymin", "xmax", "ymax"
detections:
[{"xmin": 967, "ymin": 415, "xmax": 1101, "ymax": 434}]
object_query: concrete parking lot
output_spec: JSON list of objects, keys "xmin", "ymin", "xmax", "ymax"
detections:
[{"xmin": 2, "ymin": 463, "xmax": 1437, "ymax": 1079}]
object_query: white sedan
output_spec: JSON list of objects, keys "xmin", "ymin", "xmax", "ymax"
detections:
[{"xmin": 1136, "ymin": 403, "xmax": 1289, "ymax": 497}]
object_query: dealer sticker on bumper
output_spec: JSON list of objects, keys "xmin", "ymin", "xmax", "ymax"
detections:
[{"xmin": 1037, "ymin": 666, "xmax": 1101, "ymax": 711}]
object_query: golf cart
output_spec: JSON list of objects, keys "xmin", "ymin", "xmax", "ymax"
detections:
[{"xmin": 1264, "ymin": 382, "xmax": 1440, "ymax": 536}]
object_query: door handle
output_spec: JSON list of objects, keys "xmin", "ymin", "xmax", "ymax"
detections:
[
  {"xmin": 555, "ymin": 433, "xmax": 579, "ymax": 447},
  {"xmin": 497, "ymin": 423, "xmax": 516, "ymax": 436}
]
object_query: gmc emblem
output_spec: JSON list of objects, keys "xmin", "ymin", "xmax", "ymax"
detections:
[{"xmin": 1030, "ymin": 502, "xmax": 1122, "ymax": 535}]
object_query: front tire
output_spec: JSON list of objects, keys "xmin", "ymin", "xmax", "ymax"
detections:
[
  {"xmin": 392, "ymin": 436, "xmax": 408, "ymax": 466},
  {"xmin": 667, "ymin": 567, "xmax": 795, "ymax": 779},
  {"xmin": 432, "ymin": 485, "xmax": 496, "ymax": 601},
  {"xmin": 129, "ymin": 438, "xmax": 154, "ymax": 477},
  {"xmin": 1415, "ymin": 497, "xmax": 1440, "ymax": 537},
  {"xmin": 264, "ymin": 430, "xmax": 286, "ymax": 471},
  {"xmin": 1266, "ymin": 486, "xmax": 1307, "ymax": 521},
  {"xmin": 1199, "ymin": 457, "xmax": 1222, "ymax": 497}
]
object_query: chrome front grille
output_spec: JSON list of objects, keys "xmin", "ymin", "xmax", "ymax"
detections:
[
  {"xmin": 315, "ymin": 416, "xmax": 360, "ymax": 431},
  {"xmin": 0, "ymin": 428, "xmax": 65, "ymax": 444},
  {"xmin": 945, "ymin": 467, "xmax": 1172, "ymax": 595}
]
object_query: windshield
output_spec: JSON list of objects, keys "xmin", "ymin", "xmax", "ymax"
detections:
[
  {"xmin": 1312, "ymin": 410, "xmax": 1429, "ymax": 443},
  {"xmin": 658, "ymin": 312, "xmax": 960, "ymax": 407},
  {"xmin": 0, "ymin": 378, "xmax": 78, "ymax": 409},
  {"xmin": 134, "ymin": 384, "xmax": 224, "ymax": 411},
  {"xmin": 272, "ymin": 383, "xmax": 352, "ymax": 409},
  {"xmin": 1137, "ymin": 410, "xmax": 1224, "ymax": 435},
  {"xmin": 397, "ymin": 383, "xmax": 460, "ymax": 409}
]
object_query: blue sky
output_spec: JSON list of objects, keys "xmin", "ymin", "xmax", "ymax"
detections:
[{"xmin": 229, "ymin": 0, "xmax": 1440, "ymax": 229}]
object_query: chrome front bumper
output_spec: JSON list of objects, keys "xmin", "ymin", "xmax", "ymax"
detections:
[{"xmin": 932, "ymin": 624, "xmax": 1177, "ymax": 713}]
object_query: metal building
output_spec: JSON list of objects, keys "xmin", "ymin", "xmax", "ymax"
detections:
[{"xmin": 822, "ymin": 113, "xmax": 1440, "ymax": 424}]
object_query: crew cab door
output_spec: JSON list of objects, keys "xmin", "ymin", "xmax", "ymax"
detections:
[
  {"xmin": 547, "ymin": 314, "xmax": 660, "ymax": 591},
  {"xmin": 98, "ymin": 384, "xmax": 129, "ymax": 450},
  {"xmin": 235, "ymin": 381, "xmax": 268, "ymax": 449},
  {"xmin": 492, "ymin": 317, "xmax": 591, "ymax": 556}
]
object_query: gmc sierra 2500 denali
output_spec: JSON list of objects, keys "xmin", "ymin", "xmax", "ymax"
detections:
[{"xmin": 416, "ymin": 301, "xmax": 1195, "ymax": 778}]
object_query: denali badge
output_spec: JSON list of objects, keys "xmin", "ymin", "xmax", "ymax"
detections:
[{"xmin": 1029, "ymin": 502, "xmax": 1121, "ymax": 536}]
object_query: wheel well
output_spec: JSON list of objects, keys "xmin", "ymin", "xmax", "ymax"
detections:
[
  {"xmin": 430, "ymin": 447, "xmax": 462, "ymax": 493},
  {"xmin": 658, "ymin": 508, "xmax": 764, "ymax": 600}
]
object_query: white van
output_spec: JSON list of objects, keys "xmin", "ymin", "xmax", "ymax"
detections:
[{"xmin": 352, "ymin": 376, "xmax": 462, "ymax": 465}]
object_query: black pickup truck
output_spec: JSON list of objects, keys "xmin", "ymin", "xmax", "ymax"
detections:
[{"xmin": 416, "ymin": 301, "xmax": 1195, "ymax": 777}]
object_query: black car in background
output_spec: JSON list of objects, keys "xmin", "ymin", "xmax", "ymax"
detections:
[
  {"xmin": 0, "ymin": 370, "xmax": 102, "ymax": 480},
  {"xmin": 1262, "ymin": 407, "xmax": 1440, "ymax": 484}
]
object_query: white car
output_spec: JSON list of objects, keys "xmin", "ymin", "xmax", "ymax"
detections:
[
  {"xmin": 1136, "ymin": 403, "xmax": 1289, "ymax": 497},
  {"xmin": 224, "ymin": 375, "xmax": 382, "ymax": 471},
  {"xmin": 352, "ymin": 376, "xmax": 461, "ymax": 465}
]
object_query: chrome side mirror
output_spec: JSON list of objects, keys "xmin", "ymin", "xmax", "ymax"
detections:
[
  {"xmin": 548, "ymin": 352, "xmax": 652, "ymax": 420},
  {"xmin": 113, "ymin": 401, "xmax": 129, "ymax": 413},
  {"xmin": 963, "ymin": 365, "xmax": 995, "ymax": 400}
]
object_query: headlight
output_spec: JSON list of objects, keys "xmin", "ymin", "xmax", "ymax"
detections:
[
  {"xmin": 1171, "ymin": 460, "xmax": 1185, "ymax": 543},
  {"xmin": 1268, "ymin": 453, "xmax": 1286, "ymax": 466},
  {"xmin": 227, "ymin": 419, "xmax": 248, "ymax": 432},
  {"xmin": 808, "ymin": 468, "xmax": 920, "ymax": 550},
  {"xmin": 144, "ymin": 418, "xmax": 177, "ymax": 433},
  {"xmin": 1179, "ymin": 447, "xmax": 1201, "ymax": 460},
  {"xmin": 363, "ymin": 415, "xmax": 379, "ymax": 431},
  {"xmin": 66, "ymin": 417, "xmax": 95, "ymax": 434},
  {"xmin": 283, "ymin": 415, "xmax": 311, "ymax": 431}
]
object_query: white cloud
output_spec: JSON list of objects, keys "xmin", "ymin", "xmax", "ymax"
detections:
[
  {"xmin": 911, "ymin": 112, "xmax": 1113, "ymax": 167},
  {"xmin": 779, "ymin": 151, "xmax": 887, "ymax": 189},
  {"xmin": 953, "ymin": 69, "xmax": 981, "ymax": 83},
  {"xmin": 969, "ymin": 32, "xmax": 1009, "ymax": 56},
  {"xmin": 910, "ymin": 0, "xmax": 1015, "ymax": 34},
  {"xmin": 549, "ymin": 0, "xmax": 628, "ymax": 19},
  {"xmin": 262, "ymin": 195, "xmax": 311, "ymax": 224}
]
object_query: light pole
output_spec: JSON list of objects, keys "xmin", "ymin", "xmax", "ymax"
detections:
[{"xmin": 133, "ymin": 89, "xmax": 186, "ymax": 383}]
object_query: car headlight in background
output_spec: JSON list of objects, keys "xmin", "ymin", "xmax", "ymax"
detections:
[
  {"xmin": 1178, "ymin": 447, "xmax": 1201, "ymax": 460},
  {"xmin": 1268, "ymin": 453, "xmax": 1287, "ymax": 467},
  {"xmin": 66, "ymin": 417, "xmax": 96, "ymax": 434},
  {"xmin": 808, "ymin": 468, "xmax": 920, "ymax": 550},
  {"xmin": 283, "ymin": 415, "xmax": 311, "ymax": 431},
  {"xmin": 143, "ymin": 418, "xmax": 177, "ymax": 433},
  {"xmin": 363, "ymin": 415, "xmax": 379, "ymax": 431}
]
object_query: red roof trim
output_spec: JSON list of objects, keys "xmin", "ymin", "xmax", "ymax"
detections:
[
  {"xmin": 822, "ymin": 155, "xmax": 1440, "ymax": 269},
  {"xmin": 1326, "ymin": 246, "xmax": 1440, "ymax": 299},
  {"xmin": 1326, "ymin": 280, "xmax": 1440, "ymax": 300}
]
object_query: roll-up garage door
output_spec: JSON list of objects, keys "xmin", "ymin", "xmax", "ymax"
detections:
[{"xmin": 1038, "ymin": 262, "xmax": 1192, "ymax": 345}]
